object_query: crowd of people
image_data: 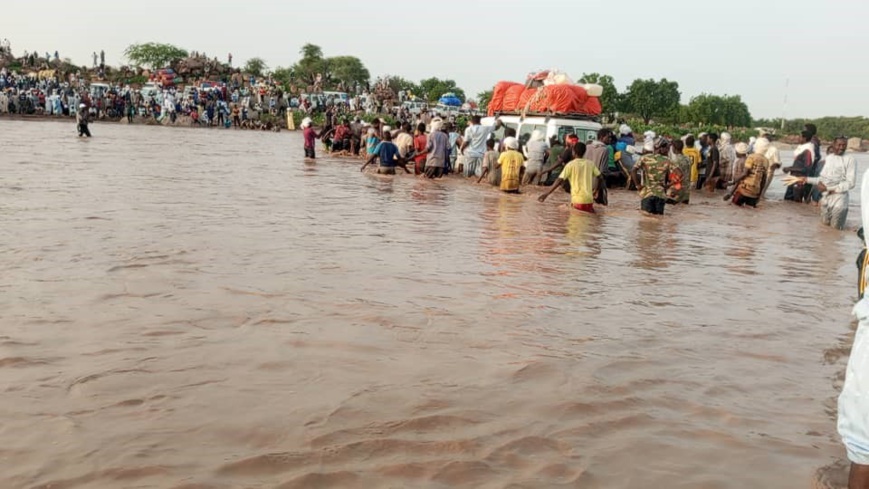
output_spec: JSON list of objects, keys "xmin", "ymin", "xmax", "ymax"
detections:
[{"xmin": 302, "ymin": 115, "xmax": 858, "ymax": 229}]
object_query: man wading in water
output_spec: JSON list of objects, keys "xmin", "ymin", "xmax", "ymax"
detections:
[
  {"xmin": 360, "ymin": 131, "xmax": 410, "ymax": 175},
  {"xmin": 301, "ymin": 118, "xmax": 321, "ymax": 159},
  {"xmin": 795, "ymin": 137, "xmax": 857, "ymax": 230},
  {"xmin": 631, "ymin": 138, "xmax": 671, "ymax": 215},
  {"xmin": 76, "ymin": 103, "xmax": 91, "ymax": 138},
  {"xmin": 537, "ymin": 141, "xmax": 605, "ymax": 214}
]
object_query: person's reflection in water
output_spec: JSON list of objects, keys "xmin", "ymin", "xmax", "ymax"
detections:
[
  {"xmin": 724, "ymin": 235, "xmax": 759, "ymax": 276},
  {"xmin": 629, "ymin": 218, "xmax": 678, "ymax": 273},
  {"xmin": 409, "ymin": 180, "xmax": 447, "ymax": 207},
  {"xmin": 479, "ymin": 194, "xmax": 527, "ymax": 277},
  {"xmin": 564, "ymin": 211, "xmax": 601, "ymax": 259}
]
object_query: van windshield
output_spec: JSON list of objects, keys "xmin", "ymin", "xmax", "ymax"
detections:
[
  {"xmin": 556, "ymin": 126, "xmax": 597, "ymax": 144},
  {"xmin": 518, "ymin": 124, "xmax": 547, "ymax": 146}
]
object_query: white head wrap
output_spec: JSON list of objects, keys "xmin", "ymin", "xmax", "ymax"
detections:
[
  {"xmin": 754, "ymin": 138, "xmax": 771, "ymax": 155},
  {"xmin": 644, "ymin": 130, "xmax": 656, "ymax": 141},
  {"xmin": 619, "ymin": 124, "xmax": 632, "ymax": 136},
  {"xmin": 503, "ymin": 137, "xmax": 519, "ymax": 150},
  {"xmin": 721, "ymin": 132, "xmax": 732, "ymax": 143},
  {"xmin": 643, "ymin": 140, "xmax": 655, "ymax": 152},
  {"xmin": 530, "ymin": 129, "xmax": 545, "ymax": 142},
  {"xmin": 301, "ymin": 117, "xmax": 312, "ymax": 128},
  {"xmin": 735, "ymin": 142, "xmax": 749, "ymax": 154}
]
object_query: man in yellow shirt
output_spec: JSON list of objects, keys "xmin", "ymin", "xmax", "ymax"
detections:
[
  {"xmin": 497, "ymin": 137, "xmax": 524, "ymax": 193},
  {"xmin": 682, "ymin": 135, "xmax": 702, "ymax": 185},
  {"xmin": 538, "ymin": 142, "xmax": 604, "ymax": 213}
]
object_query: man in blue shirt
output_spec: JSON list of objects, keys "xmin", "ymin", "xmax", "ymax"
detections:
[{"xmin": 361, "ymin": 131, "xmax": 410, "ymax": 175}]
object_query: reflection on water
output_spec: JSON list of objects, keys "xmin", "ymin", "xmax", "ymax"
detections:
[{"xmin": 0, "ymin": 119, "xmax": 866, "ymax": 489}]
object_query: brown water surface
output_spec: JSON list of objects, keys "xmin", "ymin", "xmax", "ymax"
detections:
[{"xmin": 0, "ymin": 120, "xmax": 865, "ymax": 488}]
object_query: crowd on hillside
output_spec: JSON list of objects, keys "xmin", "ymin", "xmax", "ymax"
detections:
[{"xmin": 0, "ymin": 64, "xmax": 445, "ymax": 129}]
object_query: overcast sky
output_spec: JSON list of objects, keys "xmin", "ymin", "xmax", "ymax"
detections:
[{"xmin": 3, "ymin": 0, "xmax": 866, "ymax": 119}]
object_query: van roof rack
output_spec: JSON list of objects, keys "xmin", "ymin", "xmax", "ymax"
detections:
[{"xmin": 492, "ymin": 111, "xmax": 600, "ymax": 123}]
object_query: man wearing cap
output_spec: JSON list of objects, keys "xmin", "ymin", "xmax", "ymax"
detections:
[
  {"xmin": 496, "ymin": 137, "xmax": 524, "ymax": 193},
  {"xmin": 795, "ymin": 136, "xmax": 857, "ymax": 230},
  {"xmin": 618, "ymin": 124, "xmax": 635, "ymax": 146},
  {"xmin": 76, "ymin": 103, "xmax": 91, "ymax": 137},
  {"xmin": 725, "ymin": 142, "xmax": 769, "ymax": 208},
  {"xmin": 631, "ymin": 138, "xmax": 671, "ymax": 215},
  {"xmin": 424, "ymin": 119, "xmax": 449, "ymax": 179}
]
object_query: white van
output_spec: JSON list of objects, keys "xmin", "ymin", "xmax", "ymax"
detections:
[
  {"xmin": 323, "ymin": 91, "xmax": 349, "ymax": 103},
  {"xmin": 481, "ymin": 114, "xmax": 602, "ymax": 146}
]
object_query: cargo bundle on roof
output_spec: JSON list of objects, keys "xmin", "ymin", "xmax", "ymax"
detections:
[{"xmin": 487, "ymin": 69, "xmax": 603, "ymax": 119}]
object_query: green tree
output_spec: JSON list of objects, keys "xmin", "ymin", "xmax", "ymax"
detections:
[
  {"xmin": 418, "ymin": 78, "xmax": 466, "ymax": 103},
  {"xmin": 244, "ymin": 57, "xmax": 268, "ymax": 77},
  {"xmin": 622, "ymin": 78, "xmax": 681, "ymax": 124},
  {"xmin": 387, "ymin": 76, "xmax": 421, "ymax": 97},
  {"xmin": 324, "ymin": 56, "xmax": 370, "ymax": 89},
  {"xmin": 272, "ymin": 66, "xmax": 295, "ymax": 87},
  {"xmin": 579, "ymin": 73, "xmax": 620, "ymax": 120},
  {"xmin": 477, "ymin": 90, "xmax": 493, "ymax": 111},
  {"xmin": 293, "ymin": 43, "xmax": 326, "ymax": 85},
  {"xmin": 123, "ymin": 43, "xmax": 189, "ymax": 70},
  {"xmin": 685, "ymin": 93, "xmax": 751, "ymax": 127}
]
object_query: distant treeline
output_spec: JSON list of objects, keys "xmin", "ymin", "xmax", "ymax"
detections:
[{"xmin": 753, "ymin": 117, "xmax": 869, "ymax": 140}]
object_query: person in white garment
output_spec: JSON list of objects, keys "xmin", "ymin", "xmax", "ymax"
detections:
[
  {"xmin": 839, "ymin": 167, "xmax": 869, "ymax": 489},
  {"xmin": 795, "ymin": 137, "xmax": 857, "ymax": 230}
]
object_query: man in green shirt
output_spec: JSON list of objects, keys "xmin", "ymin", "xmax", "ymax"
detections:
[{"xmin": 631, "ymin": 138, "xmax": 671, "ymax": 215}]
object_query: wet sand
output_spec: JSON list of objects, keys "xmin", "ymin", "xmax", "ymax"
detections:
[{"xmin": 0, "ymin": 119, "xmax": 865, "ymax": 489}]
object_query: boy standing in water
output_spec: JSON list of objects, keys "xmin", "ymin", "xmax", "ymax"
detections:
[
  {"xmin": 302, "ymin": 118, "xmax": 320, "ymax": 159},
  {"xmin": 360, "ymin": 131, "xmax": 410, "ymax": 175},
  {"xmin": 477, "ymin": 139, "xmax": 501, "ymax": 187},
  {"xmin": 538, "ymin": 142, "xmax": 604, "ymax": 213}
]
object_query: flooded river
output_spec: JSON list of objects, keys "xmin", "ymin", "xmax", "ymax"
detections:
[{"xmin": 1, "ymin": 119, "xmax": 866, "ymax": 488}]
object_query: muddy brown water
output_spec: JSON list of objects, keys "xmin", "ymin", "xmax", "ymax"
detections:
[{"xmin": 1, "ymin": 119, "xmax": 866, "ymax": 489}]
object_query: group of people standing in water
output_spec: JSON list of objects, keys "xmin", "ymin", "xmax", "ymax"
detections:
[{"xmin": 300, "ymin": 116, "xmax": 859, "ymax": 230}]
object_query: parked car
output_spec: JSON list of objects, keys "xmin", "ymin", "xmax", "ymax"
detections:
[
  {"xmin": 153, "ymin": 68, "xmax": 177, "ymax": 88},
  {"xmin": 140, "ymin": 83, "xmax": 162, "ymax": 103},
  {"xmin": 401, "ymin": 100, "xmax": 428, "ymax": 115}
]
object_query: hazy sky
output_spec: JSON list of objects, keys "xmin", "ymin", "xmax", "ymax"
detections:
[{"xmin": 3, "ymin": 0, "xmax": 866, "ymax": 119}]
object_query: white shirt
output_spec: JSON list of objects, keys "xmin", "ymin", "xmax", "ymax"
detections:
[{"xmin": 808, "ymin": 153, "xmax": 857, "ymax": 194}]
